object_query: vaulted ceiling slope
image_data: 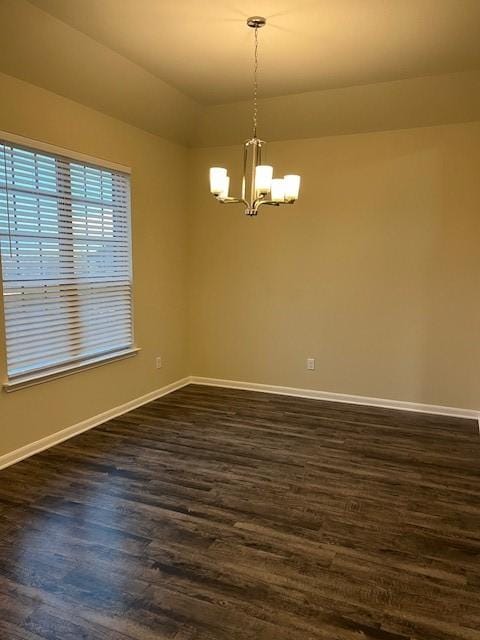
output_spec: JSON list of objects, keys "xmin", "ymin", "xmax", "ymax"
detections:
[
  {"xmin": 0, "ymin": 0, "xmax": 198, "ymax": 145},
  {"xmin": 2, "ymin": 0, "xmax": 480, "ymax": 146},
  {"xmin": 194, "ymin": 71, "xmax": 480, "ymax": 147},
  {"xmin": 27, "ymin": 0, "xmax": 480, "ymax": 104}
]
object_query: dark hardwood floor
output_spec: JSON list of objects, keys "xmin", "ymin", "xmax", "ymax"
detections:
[{"xmin": 0, "ymin": 384, "xmax": 479, "ymax": 640}]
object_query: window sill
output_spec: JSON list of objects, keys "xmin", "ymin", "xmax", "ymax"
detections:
[{"xmin": 3, "ymin": 347, "xmax": 140, "ymax": 392}]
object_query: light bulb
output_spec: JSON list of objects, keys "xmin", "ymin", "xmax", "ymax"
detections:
[
  {"xmin": 255, "ymin": 165, "xmax": 273, "ymax": 195},
  {"xmin": 219, "ymin": 175, "xmax": 230, "ymax": 199},
  {"xmin": 284, "ymin": 174, "xmax": 301, "ymax": 202},
  {"xmin": 270, "ymin": 178, "xmax": 285, "ymax": 203},
  {"xmin": 210, "ymin": 167, "xmax": 228, "ymax": 196}
]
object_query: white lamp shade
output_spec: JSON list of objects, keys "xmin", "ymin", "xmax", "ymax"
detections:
[
  {"xmin": 270, "ymin": 178, "xmax": 285, "ymax": 202},
  {"xmin": 255, "ymin": 165, "xmax": 273, "ymax": 194},
  {"xmin": 210, "ymin": 167, "xmax": 228, "ymax": 195},
  {"xmin": 284, "ymin": 174, "xmax": 301, "ymax": 201},
  {"xmin": 219, "ymin": 175, "xmax": 230, "ymax": 199}
]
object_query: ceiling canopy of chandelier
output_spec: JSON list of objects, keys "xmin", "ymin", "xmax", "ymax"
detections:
[{"xmin": 209, "ymin": 16, "xmax": 301, "ymax": 217}]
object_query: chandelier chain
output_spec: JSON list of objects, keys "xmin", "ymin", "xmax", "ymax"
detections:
[{"xmin": 253, "ymin": 25, "xmax": 259, "ymax": 138}]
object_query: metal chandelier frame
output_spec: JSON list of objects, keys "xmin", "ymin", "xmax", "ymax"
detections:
[{"xmin": 209, "ymin": 16, "xmax": 301, "ymax": 216}]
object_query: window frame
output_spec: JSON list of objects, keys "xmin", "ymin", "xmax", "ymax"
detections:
[{"xmin": 0, "ymin": 130, "xmax": 138, "ymax": 391}]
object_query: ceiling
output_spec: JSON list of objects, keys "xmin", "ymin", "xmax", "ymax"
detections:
[
  {"xmin": 28, "ymin": 0, "xmax": 480, "ymax": 105},
  {"xmin": 0, "ymin": 0, "xmax": 198, "ymax": 144},
  {"xmin": 2, "ymin": 0, "xmax": 480, "ymax": 145}
]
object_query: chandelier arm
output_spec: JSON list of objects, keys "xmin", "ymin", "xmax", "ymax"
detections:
[
  {"xmin": 254, "ymin": 200, "xmax": 280, "ymax": 210},
  {"xmin": 217, "ymin": 197, "xmax": 249, "ymax": 206}
]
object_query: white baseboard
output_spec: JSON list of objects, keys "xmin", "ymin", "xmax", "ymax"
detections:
[
  {"xmin": 0, "ymin": 377, "xmax": 190, "ymax": 471},
  {"xmin": 190, "ymin": 376, "xmax": 480, "ymax": 423},
  {"xmin": 2, "ymin": 374, "xmax": 478, "ymax": 471}
]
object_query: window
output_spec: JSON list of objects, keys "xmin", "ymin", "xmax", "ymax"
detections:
[{"xmin": 0, "ymin": 137, "xmax": 133, "ymax": 385}]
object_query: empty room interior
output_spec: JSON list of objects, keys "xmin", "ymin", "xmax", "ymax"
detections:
[{"xmin": 0, "ymin": 1, "xmax": 480, "ymax": 638}]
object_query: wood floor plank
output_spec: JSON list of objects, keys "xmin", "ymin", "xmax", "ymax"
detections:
[{"xmin": 0, "ymin": 384, "xmax": 479, "ymax": 639}]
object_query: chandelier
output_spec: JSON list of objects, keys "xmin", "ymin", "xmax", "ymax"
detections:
[{"xmin": 209, "ymin": 16, "xmax": 301, "ymax": 216}]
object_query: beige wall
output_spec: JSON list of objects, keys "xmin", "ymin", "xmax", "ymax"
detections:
[
  {"xmin": 0, "ymin": 72, "xmax": 190, "ymax": 456},
  {"xmin": 1, "ymin": 71, "xmax": 479, "ymax": 462},
  {"xmin": 189, "ymin": 122, "xmax": 480, "ymax": 410}
]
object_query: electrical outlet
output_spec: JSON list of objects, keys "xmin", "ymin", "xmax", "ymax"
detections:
[
  {"xmin": 155, "ymin": 356, "xmax": 162, "ymax": 369},
  {"xmin": 307, "ymin": 357, "xmax": 315, "ymax": 370}
]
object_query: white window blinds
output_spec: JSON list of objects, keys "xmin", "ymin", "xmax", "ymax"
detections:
[{"xmin": 0, "ymin": 139, "xmax": 133, "ymax": 381}]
